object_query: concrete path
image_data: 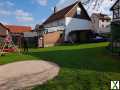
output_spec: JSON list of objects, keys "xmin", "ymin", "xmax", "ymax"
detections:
[{"xmin": 0, "ymin": 60, "xmax": 60, "ymax": 90}]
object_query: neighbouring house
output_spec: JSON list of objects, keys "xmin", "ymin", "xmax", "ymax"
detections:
[
  {"xmin": 91, "ymin": 13, "xmax": 111, "ymax": 34},
  {"xmin": 0, "ymin": 23, "xmax": 9, "ymax": 48},
  {"xmin": 6, "ymin": 25, "xmax": 32, "ymax": 34},
  {"xmin": 0, "ymin": 23, "xmax": 9, "ymax": 38},
  {"xmin": 110, "ymin": 0, "xmax": 120, "ymax": 23},
  {"xmin": 6, "ymin": 25, "xmax": 32, "ymax": 46},
  {"xmin": 110, "ymin": 0, "xmax": 120, "ymax": 53},
  {"xmin": 36, "ymin": 1, "xmax": 92, "ymax": 47}
]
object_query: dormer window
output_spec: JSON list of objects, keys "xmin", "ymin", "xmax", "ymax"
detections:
[{"xmin": 77, "ymin": 7, "xmax": 81, "ymax": 15}]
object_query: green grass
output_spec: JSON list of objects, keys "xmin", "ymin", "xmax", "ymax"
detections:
[{"xmin": 0, "ymin": 42, "xmax": 120, "ymax": 90}]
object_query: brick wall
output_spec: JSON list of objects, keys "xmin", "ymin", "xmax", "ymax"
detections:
[{"xmin": 38, "ymin": 31, "xmax": 64, "ymax": 47}]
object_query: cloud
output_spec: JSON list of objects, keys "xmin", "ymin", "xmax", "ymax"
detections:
[
  {"xmin": 16, "ymin": 16, "xmax": 34, "ymax": 22},
  {"xmin": 35, "ymin": 0, "xmax": 48, "ymax": 6},
  {"xmin": 56, "ymin": 0, "xmax": 86, "ymax": 11},
  {"xmin": 0, "ymin": 10, "xmax": 12, "ymax": 16},
  {"xmin": 15, "ymin": 10, "xmax": 31, "ymax": 17},
  {"xmin": 57, "ymin": 0, "xmax": 66, "ymax": 5},
  {"xmin": 56, "ymin": 0, "xmax": 75, "ymax": 11},
  {"xmin": 15, "ymin": 9, "xmax": 34, "ymax": 22},
  {"xmin": 6, "ymin": 1, "xmax": 14, "ymax": 6},
  {"xmin": 0, "ymin": 21, "xmax": 9, "ymax": 25},
  {"xmin": 0, "ymin": 1, "xmax": 14, "ymax": 16},
  {"xmin": 0, "ymin": 1, "xmax": 14, "ymax": 8},
  {"xmin": 0, "ymin": 0, "xmax": 35, "ymax": 26},
  {"xmin": 0, "ymin": 0, "xmax": 34, "ymax": 22}
]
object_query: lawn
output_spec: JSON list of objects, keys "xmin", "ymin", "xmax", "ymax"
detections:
[{"xmin": 0, "ymin": 42, "xmax": 120, "ymax": 90}]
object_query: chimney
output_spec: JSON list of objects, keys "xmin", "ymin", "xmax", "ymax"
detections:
[{"xmin": 54, "ymin": 6, "xmax": 56, "ymax": 13}]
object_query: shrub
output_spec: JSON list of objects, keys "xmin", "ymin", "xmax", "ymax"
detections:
[{"xmin": 111, "ymin": 22, "xmax": 120, "ymax": 40}]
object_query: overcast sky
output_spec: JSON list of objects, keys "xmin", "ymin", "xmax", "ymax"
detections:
[{"xmin": 0, "ymin": 0, "xmax": 116, "ymax": 28}]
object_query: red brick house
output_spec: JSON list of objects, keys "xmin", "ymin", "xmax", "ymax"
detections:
[{"xmin": 36, "ymin": 1, "xmax": 92, "ymax": 47}]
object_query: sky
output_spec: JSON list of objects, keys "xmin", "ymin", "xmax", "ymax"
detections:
[{"xmin": 0, "ymin": 0, "xmax": 116, "ymax": 28}]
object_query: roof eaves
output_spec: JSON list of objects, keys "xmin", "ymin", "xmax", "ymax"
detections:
[
  {"xmin": 42, "ymin": 2, "xmax": 77, "ymax": 25},
  {"xmin": 0, "ymin": 23, "xmax": 10, "ymax": 31},
  {"xmin": 110, "ymin": 0, "xmax": 119, "ymax": 10},
  {"xmin": 65, "ymin": 2, "xmax": 79, "ymax": 17}
]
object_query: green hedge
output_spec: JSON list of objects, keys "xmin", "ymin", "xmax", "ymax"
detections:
[
  {"xmin": 111, "ymin": 22, "xmax": 120, "ymax": 40},
  {"xmin": 111, "ymin": 22, "xmax": 120, "ymax": 53}
]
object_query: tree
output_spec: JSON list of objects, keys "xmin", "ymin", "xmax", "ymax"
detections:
[
  {"xmin": 82, "ymin": 0, "xmax": 114, "ymax": 9},
  {"xmin": 56, "ymin": 0, "xmax": 115, "ymax": 13}
]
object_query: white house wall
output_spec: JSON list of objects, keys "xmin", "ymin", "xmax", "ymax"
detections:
[
  {"xmin": 65, "ymin": 17, "xmax": 92, "ymax": 41},
  {"xmin": 91, "ymin": 15, "xmax": 111, "ymax": 34},
  {"xmin": 43, "ymin": 19, "xmax": 65, "ymax": 33},
  {"xmin": 65, "ymin": 17, "xmax": 92, "ymax": 30},
  {"xmin": 45, "ymin": 26, "xmax": 65, "ymax": 32},
  {"xmin": 44, "ymin": 19, "xmax": 65, "ymax": 28},
  {"xmin": 91, "ymin": 15, "xmax": 99, "ymax": 32},
  {"xmin": 98, "ymin": 20, "xmax": 111, "ymax": 33}
]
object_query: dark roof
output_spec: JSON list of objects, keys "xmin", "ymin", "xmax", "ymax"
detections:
[
  {"xmin": 110, "ymin": 0, "xmax": 119, "ymax": 10},
  {"xmin": 43, "ymin": 2, "xmax": 78, "ymax": 25}
]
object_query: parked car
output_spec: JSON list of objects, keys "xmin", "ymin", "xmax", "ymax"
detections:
[{"xmin": 91, "ymin": 36, "xmax": 111, "ymax": 42}]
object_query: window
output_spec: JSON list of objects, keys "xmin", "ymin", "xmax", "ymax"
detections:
[
  {"xmin": 77, "ymin": 7, "xmax": 81, "ymax": 15},
  {"xmin": 44, "ymin": 29, "xmax": 48, "ymax": 34},
  {"xmin": 57, "ymin": 21, "xmax": 64, "ymax": 26},
  {"xmin": 102, "ymin": 24, "xmax": 104, "ymax": 28},
  {"xmin": 102, "ymin": 19, "xmax": 104, "ymax": 22}
]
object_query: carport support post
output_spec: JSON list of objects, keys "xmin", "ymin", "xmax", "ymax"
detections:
[
  {"xmin": 42, "ymin": 36, "xmax": 44, "ymax": 48},
  {"xmin": 64, "ymin": 30, "xmax": 69, "ymax": 42}
]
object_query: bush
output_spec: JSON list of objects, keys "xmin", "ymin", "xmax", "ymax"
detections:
[
  {"xmin": 111, "ymin": 22, "xmax": 120, "ymax": 40},
  {"xmin": 110, "ymin": 22, "xmax": 120, "ymax": 53}
]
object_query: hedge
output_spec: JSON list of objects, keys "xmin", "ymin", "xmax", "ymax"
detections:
[{"xmin": 111, "ymin": 22, "xmax": 120, "ymax": 40}]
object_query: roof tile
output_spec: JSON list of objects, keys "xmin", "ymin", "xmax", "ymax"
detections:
[{"xmin": 6, "ymin": 25, "xmax": 32, "ymax": 33}]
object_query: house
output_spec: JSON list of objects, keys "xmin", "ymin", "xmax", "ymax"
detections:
[
  {"xmin": 36, "ymin": 1, "xmax": 92, "ymax": 47},
  {"xmin": 6, "ymin": 25, "xmax": 32, "ymax": 46},
  {"xmin": 0, "ymin": 23, "xmax": 9, "ymax": 48},
  {"xmin": 110, "ymin": 0, "xmax": 120, "ymax": 23},
  {"xmin": 91, "ymin": 13, "xmax": 111, "ymax": 34},
  {"xmin": 6, "ymin": 25, "xmax": 32, "ymax": 34},
  {"xmin": 0, "ymin": 23, "xmax": 9, "ymax": 38},
  {"xmin": 110, "ymin": 0, "xmax": 120, "ymax": 53}
]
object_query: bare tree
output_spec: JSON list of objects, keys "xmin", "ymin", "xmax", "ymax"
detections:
[
  {"xmin": 82, "ymin": 0, "xmax": 114, "ymax": 9},
  {"xmin": 56, "ymin": 0, "xmax": 115, "ymax": 13}
]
